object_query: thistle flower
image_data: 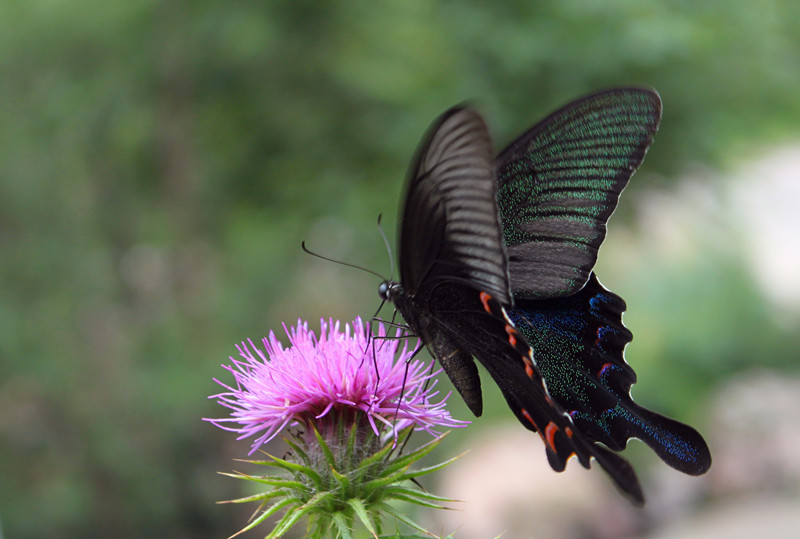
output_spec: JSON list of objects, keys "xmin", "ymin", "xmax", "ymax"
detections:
[{"xmin": 207, "ymin": 318, "xmax": 466, "ymax": 538}]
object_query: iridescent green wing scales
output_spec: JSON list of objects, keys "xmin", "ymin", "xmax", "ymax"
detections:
[
  {"xmin": 496, "ymin": 88, "xmax": 661, "ymax": 299},
  {"xmin": 509, "ymin": 274, "xmax": 711, "ymax": 475},
  {"xmin": 498, "ymin": 89, "xmax": 711, "ymax": 478}
]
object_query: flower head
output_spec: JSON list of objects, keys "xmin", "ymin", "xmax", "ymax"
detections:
[
  {"xmin": 207, "ymin": 317, "xmax": 466, "ymax": 454},
  {"xmin": 207, "ymin": 317, "xmax": 466, "ymax": 538}
]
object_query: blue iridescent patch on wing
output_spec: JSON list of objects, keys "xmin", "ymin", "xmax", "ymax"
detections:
[{"xmin": 509, "ymin": 273, "xmax": 711, "ymax": 475}]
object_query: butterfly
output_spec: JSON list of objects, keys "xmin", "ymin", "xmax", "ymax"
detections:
[{"xmin": 378, "ymin": 88, "xmax": 711, "ymax": 505}]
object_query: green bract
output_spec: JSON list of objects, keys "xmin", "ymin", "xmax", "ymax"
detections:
[{"xmin": 221, "ymin": 426, "xmax": 458, "ymax": 539}]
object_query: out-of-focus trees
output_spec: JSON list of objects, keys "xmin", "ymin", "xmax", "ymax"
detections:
[{"xmin": 1, "ymin": 1, "xmax": 799, "ymax": 537}]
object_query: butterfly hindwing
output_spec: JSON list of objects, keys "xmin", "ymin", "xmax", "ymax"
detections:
[
  {"xmin": 496, "ymin": 88, "xmax": 661, "ymax": 299},
  {"xmin": 509, "ymin": 273, "xmax": 712, "ymax": 475},
  {"xmin": 423, "ymin": 281, "xmax": 644, "ymax": 505}
]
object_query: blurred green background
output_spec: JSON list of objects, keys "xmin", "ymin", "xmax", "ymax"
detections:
[{"xmin": 2, "ymin": 1, "xmax": 800, "ymax": 538}]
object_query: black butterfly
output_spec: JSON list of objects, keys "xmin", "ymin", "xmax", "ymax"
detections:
[{"xmin": 379, "ymin": 88, "xmax": 711, "ymax": 505}]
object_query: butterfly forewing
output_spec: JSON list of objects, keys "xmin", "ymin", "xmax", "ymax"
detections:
[
  {"xmin": 497, "ymin": 88, "xmax": 662, "ymax": 299},
  {"xmin": 400, "ymin": 107, "xmax": 511, "ymax": 306}
]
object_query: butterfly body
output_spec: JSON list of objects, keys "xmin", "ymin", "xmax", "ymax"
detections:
[
  {"xmin": 380, "ymin": 89, "xmax": 711, "ymax": 505},
  {"xmin": 381, "ymin": 279, "xmax": 485, "ymax": 415}
]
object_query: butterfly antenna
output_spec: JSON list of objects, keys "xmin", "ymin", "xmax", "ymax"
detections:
[
  {"xmin": 301, "ymin": 241, "xmax": 388, "ymax": 280},
  {"xmin": 376, "ymin": 214, "xmax": 395, "ymax": 279}
]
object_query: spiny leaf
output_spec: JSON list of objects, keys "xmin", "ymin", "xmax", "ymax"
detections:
[
  {"xmin": 265, "ymin": 507, "xmax": 307, "ymax": 539},
  {"xmin": 283, "ymin": 435, "xmax": 312, "ymax": 465},
  {"xmin": 383, "ymin": 492, "xmax": 447, "ymax": 510},
  {"xmin": 383, "ymin": 485, "xmax": 454, "ymax": 504},
  {"xmin": 267, "ymin": 490, "xmax": 335, "ymax": 539},
  {"xmin": 346, "ymin": 417, "xmax": 360, "ymax": 459},
  {"xmin": 366, "ymin": 429, "xmax": 413, "ymax": 465},
  {"xmin": 398, "ymin": 453, "xmax": 463, "ymax": 480},
  {"xmin": 363, "ymin": 467, "xmax": 413, "ymax": 491},
  {"xmin": 374, "ymin": 502, "xmax": 435, "ymax": 537},
  {"xmin": 247, "ymin": 454, "xmax": 325, "ymax": 488},
  {"xmin": 332, "ymin": 511, "xmax": 354, "ymax": 539},
  {"xmin": 311, "ymin": 424, "xmax": 337, "ymax": 468},
  {"xmin": 219, "ymin": 488, "xmax": 292, "ymax": 505},
  {"xmin": 380, "ymin": 436, "xmax": 445, "ymax": 476},
  {"xmin": 222, "ymin": 470, "xmax": 311, "ymax": 491},
  {"xmin": 331, "ymin": 465, "xmax": 351, "ymax": 494},
  {"xmin": 347, "ymin": 498, "xmax": 377, "ymax": 537},
  {"xmin": 230, "ymin": 497, "xmax": 298, "ymax": 538}
]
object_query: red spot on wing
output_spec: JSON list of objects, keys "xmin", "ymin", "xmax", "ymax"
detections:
[
  {"xmin": 521, "ymin": 355, "xmax": 536, "ymax": 379},
  {"xmin": 598, "ymin": 362, "xmax": 613, "ymax": 377},
  {"xmin": 523, "ymin": 410, "xmax": 568, "ymax": 456},
  {"xmin": 505, "ymin": 324, "xmax": 518, "ymax": 347},
  {"xmin": 521, "ymin": 408, "xmax": 538, "ymax": 430},
  {"xmin": 545, "ymin": 422, "xmax": 559, "ymax": 453},
  {"xmin": 479, "ymin": 291, "xmax": 493, "ymax": 314},
  {"xmin": 563, "ymin": 428, "xmax": 576, "ymax": 460},
  {"xmin": 502, "ymin": 323, "xmax": 538, "ymax": 380}
]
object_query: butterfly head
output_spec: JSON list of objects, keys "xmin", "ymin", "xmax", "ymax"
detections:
[{"xmin": 378, "ymin": 280, "xmax": 402, "ymax": 302}]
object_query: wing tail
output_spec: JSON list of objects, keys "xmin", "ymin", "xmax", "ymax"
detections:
[
  {"xmin": 481, "ymin": 351, "xmax": 645, "ymax": 506},
  {"xmin": 510, "ymin": 273, "xmax": 712, "ymax": 476}
]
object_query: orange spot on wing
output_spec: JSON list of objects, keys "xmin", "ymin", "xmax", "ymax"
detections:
[
  {"xmin": 521, "ymin": 408, "xmax": 537, "ymax": 429},
  {"xmin": 505, "ymin": 324, "xmax": 518, "ymax": 347},
  {"xmin": 565, "ymin": 426, "xmax": 574, "ymax": 438},
  {"xmin": 545, "ymin": 422, "xmax": 559, "ymax": 452},
  {"xmin": 521, "ymin": 355, "xmax": 535, "ymax": 379},
  {"xmin": 479, "ymin": 291, "xmax": 493, "ymax": 314}
]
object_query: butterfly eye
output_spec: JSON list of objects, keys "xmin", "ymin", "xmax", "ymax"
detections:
[{"xmin": 378, "ymin": 281, "xmax": 390, "ymax": 300}]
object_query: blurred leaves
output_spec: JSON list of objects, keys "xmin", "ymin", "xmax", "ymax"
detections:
[{"xmin": 1, "ymin": 1, "xmax": 800, "ymax": 537}]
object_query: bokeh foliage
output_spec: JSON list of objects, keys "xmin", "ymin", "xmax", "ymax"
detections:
[{"xmin": 2, "ymin": 1, "xmax": 799, "ymax": 537}]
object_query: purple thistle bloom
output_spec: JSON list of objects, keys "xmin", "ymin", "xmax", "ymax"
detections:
[{"xmin": 207, "ymin": 317, "xmax": 467, "ymax": 454}]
